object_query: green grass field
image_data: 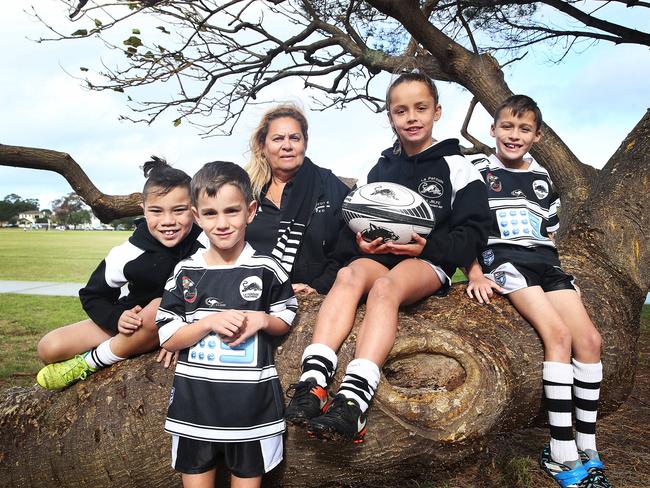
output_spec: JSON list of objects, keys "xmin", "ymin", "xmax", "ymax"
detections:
[{"xmin": 0, "ymin": 228, "xmax": 130, "ymax": 282}]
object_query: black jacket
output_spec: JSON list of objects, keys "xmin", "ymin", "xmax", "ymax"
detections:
[
  {"xmin": 356, "ymin": 139, "xmax": 491, "ymax": 276},
  {"xmin": 247, "ymin": 163, "xmax": 350, "ymax": 294},
  {"xmin": 79, "ymin": 221, "xmax": 203, "ymax": 334}
]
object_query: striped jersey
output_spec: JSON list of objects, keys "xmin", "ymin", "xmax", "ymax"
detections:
[
  {"xmin": 156, "ymin": 243, "xmax": 297, "ymax": 442},
  {"xmin": 472, "ymin": 154, "xmax": 559, "ymax": 249}
]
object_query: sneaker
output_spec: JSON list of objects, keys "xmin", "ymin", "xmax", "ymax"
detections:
[
  {"xmin": 36, "ymin": 355, "xmax": 96, "ymax": 390},
  {"xmin": 579, "ymin": 450, "xmax": 613, "ymax": 488},
  {"xmin": 539, "ymin": 444, "xmax": 594, "ymax": 488},
  {"xmin": 285, "ymin": 378, "xmax": 328, "ymax": 426},
  {"xmin": 307, "ymin": 394, "xmax": 367, "ymax": 443}
]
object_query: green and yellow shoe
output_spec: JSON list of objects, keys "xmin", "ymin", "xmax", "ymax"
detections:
[{"xmin": 36, "ymin": 355, "xmax": 96, "ymax": 390}]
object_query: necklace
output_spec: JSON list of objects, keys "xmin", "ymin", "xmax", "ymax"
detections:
[{"xmin": 266, "ymin": 182, "xmax": 284, "ymax": 207}]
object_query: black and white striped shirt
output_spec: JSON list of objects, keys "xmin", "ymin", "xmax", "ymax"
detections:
[
  {"xmin": 473, "ymin": 154, "xmax": 559, "ymax": 249},
  {"xmin": 157, "ymin": 243, "xmax": 297, "ymax": 442}
]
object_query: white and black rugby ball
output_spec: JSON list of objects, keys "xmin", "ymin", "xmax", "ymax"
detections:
[{"xmin": 342, "ymin": 182, "xmax": 435, "ymax": 244}]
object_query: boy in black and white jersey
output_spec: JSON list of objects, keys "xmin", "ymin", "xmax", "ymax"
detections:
[
  {"xmin": 466, "ymin": 96, "xmax": 610, "ymax": 488},
  {"xmin": 156, "ymin": 161, "xmax": 296, "ymax": 488}
]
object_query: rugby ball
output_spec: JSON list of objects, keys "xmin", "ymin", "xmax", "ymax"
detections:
[{"xmin": 342, "ymin": 182, "xmax": 435, "ymax": 244}]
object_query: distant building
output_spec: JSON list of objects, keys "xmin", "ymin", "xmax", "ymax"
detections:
[{"xmin": 17, "ymin": 210, "xmax": 49, "ymax": 228}]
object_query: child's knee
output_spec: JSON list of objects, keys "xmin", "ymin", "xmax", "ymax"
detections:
[
  {"xmin": 577, "ymin": 327, "xmax": 602, "ymax": 357},
  {"xmin": 333, "ymin": 266, "xmax": 363, "ymax": 290},
  {"xmin": 367, "ymin": 276, "xmax": 395, "ymax": 302},
  {"xmin": 37, "ymin": 334, "xmax": 60, "ymax": 364},
  {"xmin": 543, "ymin": 323, "xmax": 573, "ymax": 357}
]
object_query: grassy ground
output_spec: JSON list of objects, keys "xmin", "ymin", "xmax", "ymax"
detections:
[
  {"xmin": 0, "ymin": 294, "xmax": 86, "ymax": 388},
  {"xmin": 0, "ymin": 228, "xmax": 130, "ymax": 282}
]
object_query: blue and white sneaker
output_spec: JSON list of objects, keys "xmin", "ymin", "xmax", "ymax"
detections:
[
  {"xmin": 539, "ymin": 444, "xmax": 597, "ymax": 488},
  {"xmin": 579, "ymin": 449, "xmax": 613, "ymax": 488}
]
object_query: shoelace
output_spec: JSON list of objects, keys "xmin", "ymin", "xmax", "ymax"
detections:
[
  {"xmin": 285, "ymin": 382, "xmax": 311, "ymax": 402},
  {"xmin": 321, "ymin": 396, "xmax": 353, "ymax": 421},
  {"xmin": 62, "ymin": 355, "xmax": 89, "ymax": 382}
]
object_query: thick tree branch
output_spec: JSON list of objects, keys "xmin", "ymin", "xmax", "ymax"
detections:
[{"xmin": 0, "ymin": 144, "xmax": 141, "ymax": 222}]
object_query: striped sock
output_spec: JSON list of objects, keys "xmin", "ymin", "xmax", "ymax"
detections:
[
  {"xmin": 84, "ymin": 338, "xmax": 125, "ymax": 370},
  {"xmin": 338, "ymin": 358, "xmax": 380, "ymax": 413},
  {"xmin": 299, "ymin": 343, "xmax": 337, "ymax": 388},
  {"xmin": 573, "ymin": 359, "xmax": 602, "ymax": 453},
  {"xmin": 543, "ymin": 361, "xmax": 579, "ymax": 464}
]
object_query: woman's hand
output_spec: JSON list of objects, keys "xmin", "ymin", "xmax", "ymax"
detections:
[
  {"xmin": 356, "ymin": 233, "xmax": 390, "ymax": 254},
  {"xmin": 293, "ymin": 283, "xmax": 317, "ymax": 295},
  {"xmin": 385, "ymin": 233, "xmax": 426, "ymax": 257}
]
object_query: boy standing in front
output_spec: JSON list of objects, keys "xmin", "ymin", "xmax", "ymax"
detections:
[
  {"xmin": 157, "ymin": 161, "xmax": 297, "ymax": 488},
  {"xmin": 466, "ymin": 95, "xmax": 610, "ymax": 488}
]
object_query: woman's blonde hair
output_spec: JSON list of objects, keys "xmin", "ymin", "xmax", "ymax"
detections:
[{"xmin": 246, "ymin": 103, "xmax": 309, "ymax": 199}]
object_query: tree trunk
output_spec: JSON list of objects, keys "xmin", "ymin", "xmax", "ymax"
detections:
[{"xmin": 0, "ymin": 278, "xmax": 643, "ymax": 488}]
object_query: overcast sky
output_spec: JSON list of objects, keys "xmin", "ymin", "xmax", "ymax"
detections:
[{"xmin": 1, "ymin": 2, "xmax": 648, "ymax": 210}]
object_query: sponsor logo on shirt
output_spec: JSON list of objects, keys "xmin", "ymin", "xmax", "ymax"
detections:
[
  {"xmin": 181, "ymin": 276, "xmax": 197, "ymax": 303},
  {"xmin": 313, "ymin": 200, "xmax": 331, "ymax": 213},
  {"xmin": 205, "ymin": 297, "xmax": 226, "ymax": 308},
  {"xmin": 240, "ymin": 276, "xmax": 263, "ymax": 301},
  {"xmin": 533, "ymin": 180, "xmax": 549, "ymax": 199},
  {"xmin": 511, "ymin": 189, "xmax": 525, "ymax": 197}
]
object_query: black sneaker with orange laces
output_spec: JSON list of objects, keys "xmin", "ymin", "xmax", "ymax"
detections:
[
  {"xmin": 285, "ymin": 378, "xmax": 329, "ymax": 426},
  {"xmin": 307, "ymin": 394, "xmax": 367, "ymax": 443}
]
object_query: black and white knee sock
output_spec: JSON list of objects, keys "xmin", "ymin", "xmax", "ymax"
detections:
[
  {"xmin": 84, "ymin": 338, "xmax": 125, "ymax": 370},
  {"xmin": 338, "ymin": 358, "xmax": 380, "ymax": 413},
  {"xmin": 299, "ymin": 343, "xmax": 337, "ymax": 388},
  {"xmin": 573, "ymin": 359, "xmax": 602, "ymax": 453},
  {"xmin": 544, "ymin": 361, "xmax": 579, "ymax": 464}
]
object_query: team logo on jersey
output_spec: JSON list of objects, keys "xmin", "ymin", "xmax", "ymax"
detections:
[
  {"xmin": 511, "ymin": 189, "xmax": 525, "ymax": 197},
  {"xmin": 494, "ymin": 271, "xmax": 507, "ymax": 287},
  {"xmin": 482, "ymin": 249, "xmax": 495, "ymax": 266},
  {"xmin": 168, "ymin": 387, "xmax": 175, "ymax": 407},
  {"xmin": 533, "ymin": 180, "xmax": 549, "ymax": 199},
  {"xmin": 205, "ymin": 297, "xmax": 225, "ymax": 308},
  {"xmin": 181, "ymin": 276, "xmax": 197, "ymax": 303},
  {"xmin": 240, "ymin": 276, "xmax": 263, "ymax": 301},
  {"xmin": 486, "ymin": 172, "xmax": 502, "ymax": 192},
  {"xmin": 418, "ymin": 177, "xmax": 444, "ymax": 199}
]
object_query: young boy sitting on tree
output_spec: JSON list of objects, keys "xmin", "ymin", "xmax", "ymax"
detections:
[
  {"xmin": 466, "ymin": 95, "xmax": 611, "ymax": 488},
  {"xmin": 36, "ymin": 157, "xmax": 204, "ymax": 390},
  {"xmin": 156, "ymin": 161, "xmax": 297, "ymax": 488}
]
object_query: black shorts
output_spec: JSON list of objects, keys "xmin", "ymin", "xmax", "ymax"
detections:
[
  {"xmin": 171, "ymin": 434, "xmax": 283, "ymax": 478},
  {"xmin": 479, "ymin": 245, "xmax": 576, "ymax": 294}
]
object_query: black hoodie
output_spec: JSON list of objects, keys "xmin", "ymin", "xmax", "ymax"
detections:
[
  {"xmin": 79, "ymin": 221, "xmax": 203, "ymax": 334},
  {"xmin": 356, "ymin": 139, "xmax": 491, "ymax": 277}
]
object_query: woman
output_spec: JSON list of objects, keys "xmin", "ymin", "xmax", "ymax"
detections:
[{"xmin": 246, "ymin": 104, "xmax": 351, "ymax": 294}]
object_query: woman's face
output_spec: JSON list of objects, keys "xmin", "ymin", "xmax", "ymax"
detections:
[{"xmin": 262, "ymin": 117, "xmax": 306, "ymax": 178}]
